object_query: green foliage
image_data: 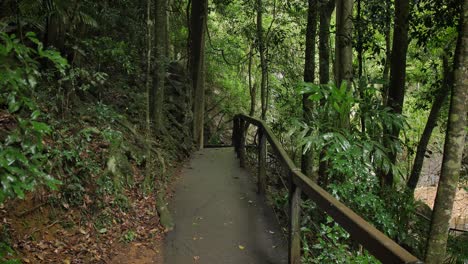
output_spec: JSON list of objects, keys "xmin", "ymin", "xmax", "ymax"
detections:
[
  {"xmin": 289, "ymin": 80, "xmax": 420, "ymax": 261},
  {"xmin": 301, "ymin": 216, "xmax": 379, "ymax": 264},
  {"xmin": 0, "ymin": 32, "xmax": 67, "ymax": 203},
  {"xmin": 447, "ymin": 233, "xmax": 468, "ymax": 263},
  {"xmin": 0, "ymin": 223, "xmax": 20, "ymax": 263},
  {"xmin": 121, "ymin": 230, "xmax": 137, "ymax": 243},
  {"xmin": 81, "ymin": 37, "xmax": 137, "ymax": 75}
]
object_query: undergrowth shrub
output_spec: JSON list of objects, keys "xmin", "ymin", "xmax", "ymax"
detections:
[
  {"xmin": 287, "ymin": 81, "xmax": 422, "ymax": 262},
  {"xmin": 0, "ymin": 32, "xmax": 66, "ymax": 203}
]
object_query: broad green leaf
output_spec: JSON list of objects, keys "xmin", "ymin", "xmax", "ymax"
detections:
[{"xmin": 31, "ymin": 121, "xmax": 51, "ymax": 134}]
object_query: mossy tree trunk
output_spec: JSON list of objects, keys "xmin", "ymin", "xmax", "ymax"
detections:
[{"xmin": 425, "ymin": 1, "xmax": 467, "ymax": 262}]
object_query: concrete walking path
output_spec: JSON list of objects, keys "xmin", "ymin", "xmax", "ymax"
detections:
[{"xmin": 164, "ymin": 148, "xmax": 288, "ymax": 264}]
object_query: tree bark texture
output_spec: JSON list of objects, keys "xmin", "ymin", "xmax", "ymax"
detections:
[{"xmin": 334, "ymin": 0, "xmax": 353, "ymax": 88}]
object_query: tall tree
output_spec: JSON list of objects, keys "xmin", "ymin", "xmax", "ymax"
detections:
[
  {"xmin": 145, "ymin": 0, "xmax": 154, "ymax": 189},
  {"xmin": 382, "ymin": 0, "xmax": 393, "ymax": 104},
  {"xmin": 382, "ymin": 0, "xmax": 410, "ymax": 186},
  {"xmin": 248, "ymin": 44, "xmax": 257, "ymax": 117},
  {"xmin": 319, "ymin": 0, "xmax": 335, "ymax": 85},
  {"xmin": 356, "ymin": 0, "xmax": 363, "ymax": 78},
  {"xmin": 190, "ymin": 0, "xmax": 208, "ymax": 149},
  {"xmin": 151, "ymin": 0, "xmax": 168, "ymax": 131},
  {"xmin": 301, "ymin": 0, "xmax": 318, "ymax": 179},
  {"xmin": 256, "ymin": 0, "xmax": 268, "ymax": 120},
  {"xmin": 334, "ymin": 0, "xmax": 354, "ymax": 88},
  {"xmin": 318, "ymin": 0, "xmax": 335, "ymax": 179},
  {"xmin": 425, "ymin": 1, "xmax": 467, "ymax": 262}
]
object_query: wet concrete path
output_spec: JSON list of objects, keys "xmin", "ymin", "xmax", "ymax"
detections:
[{"xmin": 164, "ymin": 148, "xmax": 287, "ymax": 264}]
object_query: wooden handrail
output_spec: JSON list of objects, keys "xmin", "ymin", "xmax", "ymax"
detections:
[{"xmin": 232, "ymin": 114, "xmax": 423, "ymax": 264}]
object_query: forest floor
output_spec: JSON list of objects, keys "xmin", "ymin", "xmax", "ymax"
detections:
[
  {"xmin": 1, "ymin": 172, "xmax": 167, "ymax": 263},
  {"xmin": 414, "ymin": 155, "xmax": 468, "ymax": 231},
  {"xmin": 415, "ymin": 186, "xmax": 467, "ymax": 230}
]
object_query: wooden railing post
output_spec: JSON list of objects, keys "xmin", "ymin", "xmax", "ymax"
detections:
[
  {"xmin": 239, "ymin": 118, "xmax": 246, "ymax": 168},
  {"xmin": 233, "ymin": 116, "xmax": 239, "ymax": 155},
  {"xmin": 257, "ymin": 127, "xmax": 267, "ymax": 194},
  {"xmin": 289, "ymin": 179, "xmax": 301, "ymax": 264}
]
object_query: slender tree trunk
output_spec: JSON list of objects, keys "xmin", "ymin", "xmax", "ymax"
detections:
[
  {"xmin": 257, "ymin": 0, "xmax": 268, "ymax": 121},
  {"xmin": 356, "ymin": 0, "xmax": 363, "ymax": 78},
  {"xmin": 146, "ymin": 0, "xmax": 153, "ymax": 133},
  {"xmin": 152, "ymin": 0, "xmax": 168, "ymax": 131},
  {"xmin": 319, "ymin": 0, "xmax": 335, "ymax": 85},
  {"xmin": 356, "ymin": 0, "xmax": 366, "ymax": 134},
  {"xmin": 382, "ymin": 0, "xmax": 410, "ymax": 186},
  {"xmin": 144, "ymin": 0, "xmax": 154, "ymax": 192},
  {"xmin": 425, "ymin": 2, "xmax": 467, "ymax": 261},
  {"xmin": 318, "ymin": 0, "xmax": 335, "ymax": 179},
  {"xmin": 186, "ymin": 0, "xmax": 192, "ymax": 71},
  {"xmin": 382, "ymin": 0, "xmax": 392, "ymax": 105},
  {"xmin": 248, "ymin": 46, "xmax": 256, "ymax": 117},
  {"xmin": 165, "ymin": 0, "xmax": 172, "ymax": 57},
  {"xmin": 407, "ymin": 56, "xmax": 452, "ymax": 192},
  {"xmin": 301, "ymin": 0, "xmax": 318, "ymax": 179},
  {"xmin": 190, "ymin": 0, "xmax": 208, "ymax": 149},
  {"xmin": 334, "ymin": 0, "xmax": 354, "ymax": 88}
]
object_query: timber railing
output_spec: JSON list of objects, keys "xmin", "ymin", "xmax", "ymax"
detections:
[{"xmin": 232, "ymin": 114, "xmax": 423, "ymax": 264}]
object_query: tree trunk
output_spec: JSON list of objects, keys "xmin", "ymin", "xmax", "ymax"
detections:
[
  {"xmin": 146, "ymin": 0, "xmax": 153, "ymax": 134},
  {"xmin": 318, "ymin": 0, "xmax": 335, "ymax": 179},
  {"xmin": 382, "ymin": 0, "xmax": 392, "ymax": 105},
  {"xmin": 257, "ymin": 0, "xmax": 268, "ymax": 121},
  {"xmin": 407, "ymin": 56, "xmax": 452, "ymax": 192},
  {"xmin": 248, "ymin": 45, "xmax": 256, "ymax": 117},
  {"xmin": 301, "ymin": 0, "xmax": 318, "ymax": 179},
  {"xmin": 382, "ymin": 0, "xmax": 410, "ymax": 186},
  {"xmin": 145, "ymin": 0, "xmax": 154, "ymax": 192},
  {"xmin": 334, "ymin": 0, "xmax": 353, "ymax": 88},
  {"xmin": 319, "ymin": 0, "xmax": 335, "ymax": 85},
  {"xmin": 152, "ymin": 0, "xmax": 168, "ymax": 131},
  {"xmin": 425, "ymin": 2, "xmax": 467, "ymax": 261},
  {"xmin": 165, "ymin": 0, "xmax": 172, "ymax": 57},
  {"xmin": 356, "ymin": 0, "xmax": 363, "ymax": 78},
  {"xmin": 190, "ymin": 0, "xmax": 208, "ymax": 149}
]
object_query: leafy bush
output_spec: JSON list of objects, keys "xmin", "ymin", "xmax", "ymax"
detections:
[
  {"xmin": 290, "ymin": 81, "xmax": 419, "ymax": 262},
  {"xmin": 0, "ymin": 32, "xmax": 66, "ymax": 202}
]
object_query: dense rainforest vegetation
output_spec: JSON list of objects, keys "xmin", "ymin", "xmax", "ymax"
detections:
[{"xmin": 0, "ymin": 0, "xmax": 466, "ymax": 263}]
